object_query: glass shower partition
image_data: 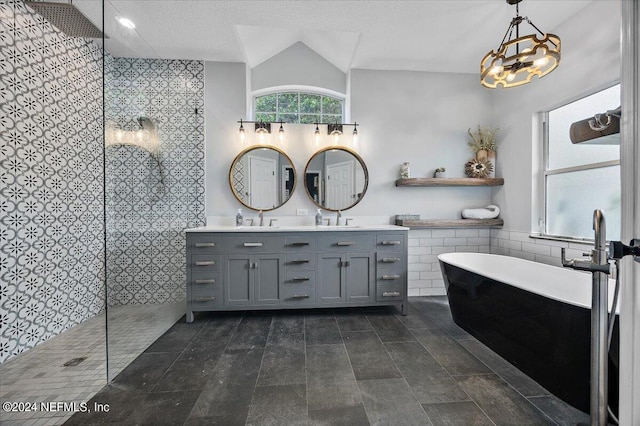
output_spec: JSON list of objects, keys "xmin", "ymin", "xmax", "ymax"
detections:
[{"xmin": 103, "ymin": 15, "xmax": 206, "ymax": 381}]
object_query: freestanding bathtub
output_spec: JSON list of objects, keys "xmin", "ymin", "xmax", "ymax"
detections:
[{"xmin": 438, "ymin": 252, "xmax": 619, "ymax": 415}]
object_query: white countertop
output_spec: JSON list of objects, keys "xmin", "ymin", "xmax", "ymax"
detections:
[{"xmin": 185, "ymin": 224, "xmax": 409, "ymax": 233}]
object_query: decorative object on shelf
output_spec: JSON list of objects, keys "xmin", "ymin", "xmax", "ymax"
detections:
[
  {"xmin": 400, "ymin": 162, "xmax": 411, "ymax": 178},
  {"xmin": 461, "ymin": 205, "xmax": 501, "ymax": 219},
  {"xmin": 480, "ymin": 0, "xmax": 561, "ymax": 89},
  {"xmin": 465, "ymin": 158, "xmax": 494, "ymax": 178},
  {"xmin": 434, "ymin": 167, "xmax": 446, "ymax": 178},
  {"xmin": 395, "ymin": 214, "xmax": 420, "ymax": 224},
  {"xmin": 468, "ymin": 126, "xmax": 499, "ymax": 177}
]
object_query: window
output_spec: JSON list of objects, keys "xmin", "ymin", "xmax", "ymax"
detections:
[
  {"xmin": 544, "ymin": 84, "xmax": 621, "ymax": 240},
  {"xmin": 254, "ymin": 92, "xmax": 343, "ymax": 124}
]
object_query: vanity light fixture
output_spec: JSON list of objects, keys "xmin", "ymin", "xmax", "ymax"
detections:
[
  {"xmin": 480, "ymin": 0, "xmax": 560, "ymax": 89},
  {"xmin": 314, "ymin": 123, "xmax": 321, "ymax": 145},
  {"xmin": 255, "ymin": 122, "xmax": 271, "ymax": 144},
  {"xmin": 352, "ymin": 122, "xmax": 359, "ymax": 150},
  {"xmin": 328, "ymin": 124, "xmax": 343, "ymax": 146},
  {"xmin": 238, "ymin": 119, "xmax": 246, "ymax": 143},
  {"xmin": 278, "ymin": 122, "xmax": 285, "ymax": 143}
]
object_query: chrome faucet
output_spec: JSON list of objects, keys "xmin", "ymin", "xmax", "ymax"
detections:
[
  {"xmin": 269, "ymin": 218, "xmax": 278, "ymax": 227},
  {"xmin": 336, "ymin": 210, "xmax": 342, "ymax": 226},
  {"xmin": 345, "ymin": 218, "xmax": 353, "ymax": 226},
  {"xmin": 258, "ymin": 210, "xmax": 264, "ymax": 226}
]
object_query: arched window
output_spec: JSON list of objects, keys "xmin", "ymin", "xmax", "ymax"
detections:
[{"xmin": 254, "ymin": 91, "xmax": 344, "ymax": 124}]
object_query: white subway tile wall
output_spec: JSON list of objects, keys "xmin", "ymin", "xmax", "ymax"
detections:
[
  {"xmin": 407, "ymin": 229, "xmax": 491, "ymax": 296},
  {"xmin": 408, "ymin": 228, "xmax": 593, "ymax": 296}
]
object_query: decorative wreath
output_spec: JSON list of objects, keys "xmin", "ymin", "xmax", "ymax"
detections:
[{"xmin": 465, "ymin": 159, "xmax": 493, "ymax": 178}]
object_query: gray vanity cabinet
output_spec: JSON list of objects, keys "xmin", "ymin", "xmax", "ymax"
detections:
[
  {"xmin": 185, "ymin": 228, "xmax": 407, "ymax": 322},
  {"xmin": 318, "ymin": 252, "xmax": 374, "ymax": 304}
]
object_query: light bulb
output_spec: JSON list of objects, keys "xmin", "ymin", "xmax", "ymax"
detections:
[
  {"xmin": 489, "ymin": 65, "xmax": 503, "ymax": 75},
  {"xmin": 314, "ymin": 125, "xmax": 321, "ymax": 145},
  {"xmin": 506, "ymin": 72, "xmax": 516, "ymax": 82},
  {"xmin": 352, "ymin": 126, "xmax": 359, "ymax": 150},
  {"xmin": 534, "ymin": 57, "xmax": 549, "ymax": 67},
  {"xmin": 331, "ymin": 131, "xmax": 341, "ymax": 146},
  {"xmin": 518, "ymin": 47, "xmax": 532, "ymax": 62},
  {"xmin": 278, "ymin": 123, "xmax": 285, "ymax": 143},
  {"xmin": 239, "ymin": 121, "xmax": 245, "ymax": 143}
]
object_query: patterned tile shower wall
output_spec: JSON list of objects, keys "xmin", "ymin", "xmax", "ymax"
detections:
[
  {"xmin": 105, "ymin": 56, "xmax": 205, "ymax": 306},
  {"xmin": 0, "ymin": 1, "xmax": 105, "ymax": 363}
]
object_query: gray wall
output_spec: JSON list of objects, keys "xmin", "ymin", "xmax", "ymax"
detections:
[
  {"xmin": 1, "ymin": 2, "xmax": 105, "ymax": 363},
  {"xmin": 252, "ymin": 42, "xmax": 346, "ymax": 94},
  {"xmin": 105, "ymin": 57, "xmax": 206, "ymax": 306}
]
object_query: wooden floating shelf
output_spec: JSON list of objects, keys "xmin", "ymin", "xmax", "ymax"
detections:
[
  {"xmin": 396, "ymin": 218, "xmax": 504, "ymax": 229},
  {"xmin": 395, "ymin": 177, "xmax": 504, "ymax": 187}
]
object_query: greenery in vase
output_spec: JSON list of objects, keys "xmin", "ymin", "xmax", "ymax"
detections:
[
  {"xmin": 435, "ymin": 167, "xmax": 446, "ymax": 173},
  {"xmin": 468, "ymin": 125, "xmax": 499, "ymax": 152}
]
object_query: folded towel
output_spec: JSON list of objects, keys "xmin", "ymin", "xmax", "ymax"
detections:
[{"xmin": 461, "ymin": 205, "xmax": 500, "ymax": 219}]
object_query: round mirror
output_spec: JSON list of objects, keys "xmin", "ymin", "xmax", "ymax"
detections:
[
  {"xmin": 229, "ymin": 146, "xmax": 296, "ymax": 211},
  {"xmin": 304, "ymin": 147, "xmax": 369, "ymax": 211}
]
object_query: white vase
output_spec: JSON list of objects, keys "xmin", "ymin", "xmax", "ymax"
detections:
[
  {"xmin": 434, "ymin": 172, "xmax": 446, "ymax": 178},
  {"xmin": 487, "ymin": 150, "xmax": 496, "ymax": 178}
]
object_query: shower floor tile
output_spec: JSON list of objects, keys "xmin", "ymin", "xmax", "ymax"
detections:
[{"xmin": 0, "ymin": 303, "xmax": 183, "ymax": 426}]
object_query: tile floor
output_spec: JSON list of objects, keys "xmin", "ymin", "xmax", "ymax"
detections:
[
  {"xmin": 64, "ymin": 297, "xmax": 590, "ymax": 425},
  {"xmin": 0, "ymin": 303, "xmax": 184, "ymax": 426}
]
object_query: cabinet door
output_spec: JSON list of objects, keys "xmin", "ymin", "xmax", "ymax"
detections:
[
  {"xmin": 225, "ymin": 255, "xmax": 252, "ymax": 305},
  {"xmin": 255, "ymin": 254, "xmax": 283, "ymax": 305},
  {"xmin": 346, "ymin": 252, "xmax": 374, "ymax": 303},
  {"xmin": 318, "ymin": 253, "xmax": 345, "ymax": 303}
]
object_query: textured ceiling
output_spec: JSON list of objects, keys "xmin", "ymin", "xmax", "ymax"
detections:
[{"xmin": 74, "ymin": 0, "xmax": 593, "ymax": 74}]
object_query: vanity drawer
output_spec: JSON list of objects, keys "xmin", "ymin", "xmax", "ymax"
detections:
[
  {"xmin": 191, "ymin": 283, "xmax": 223, "ymax": 306},
  {"xmin": 187, "ymin": 234, "xmax": 222, "ymax": 253},
  {"xmin": 191, "ymin": 254, "xmax": 220, "ymax": 271},
  {"xmin": 376, "ymin": 233, "xmax": 406, "ymax": 251},
  {"xmin": 285, "ymin": 254, "xmax": 316, "ymax": 270},
  {"xmin": 284, "ymin": 270, "xmax": 316, "ymax": 286},
  {"xmin": 285, "ymin": 234, "xmax": 316, "ymax": 252},
  {"xmin": 281, "ymin": 276, "xmax": 315, "ymax": 305},
  {"xmin": 190, "ymin": 269, "xmax": 220, "ymax": 285},
  {"xmin": 376, "ymin": 282, "xmax": 404, "ymax": 301},
  {"xmin": 317, "ymin": 233, "xmax": 375, "ymax": 252},
  {"xmin": 224, "ymin": 235, "xmax": 285, "ymax": 253}
]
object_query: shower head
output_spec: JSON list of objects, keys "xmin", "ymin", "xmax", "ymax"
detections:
[{"xmin": 24, "ymin": 1, "xmax": 103, "ymax": 39}]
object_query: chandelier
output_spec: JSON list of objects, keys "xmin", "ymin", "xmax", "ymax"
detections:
[{"xmin": 480, "ymin": 0, "xmax": 560, "ymax": 89}]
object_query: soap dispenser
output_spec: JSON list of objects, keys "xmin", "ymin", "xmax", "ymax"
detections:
[
  {"xmin": 236, "ymin": 209, "xmax": 243, "ymax": 226},
  {"xmin": 315, "ymin": 209, "xmax": 323, "ymax": 226}
]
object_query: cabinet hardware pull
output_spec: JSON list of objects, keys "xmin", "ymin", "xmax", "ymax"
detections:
[
  {"xmin": 292, "ymin": 294, "xmax": 310, "ymax": 299},
  {"xmin": 289, "ymin": 259, "xmax": 310, "ymax": 264},
  {"xmin": 195, "ymin": 279, "xmax": 216, "ymax": 284},
  {"xmin": 244, "ymin": 242, "xmax": 263, "ymax": 247},
  {"xmin": 382, "ymin": 291, "xmax": 400, "ymax": 297},
  {"xmin": 195, "ymin": 242, "xmax": 216, "ymax": 248},
  {"xmin": 382, "ymin": 240, "xmax": 401, "ymax": 245},
  {"xmin": 382, "ymin": 274, "xmax": 400, "ymax": 280},
  {"xmin": 250, "ymin": 262, "xmax": 259, "ymax": 269},
  {"xmin": 290, "ymin": 242, "xmax": 310, "ymax": 246},
  {"xmin": 381, "ymin": 257, "xmax": 401, "ymax": 263},
  {"xmin": 291, "ymin": 277, "xmax": 310, "ymax": 282},
  {"xmin": 337, "ymin": 241, "xmax": 355, "ymax": 246},
  {"xmin": 195, "ymin": 261, "xmax": 216, "ymax": 266},
  {"xmin": 340, "ymin": 260, "xmax": 351, "ymax": 267},
  {"xmin": 194, "ymin": 296, "xmax": 216, "ymax": 301}
]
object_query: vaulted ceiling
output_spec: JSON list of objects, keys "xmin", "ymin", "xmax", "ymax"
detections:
[{"xmin": 75, "ymin": 0, "xmax": 592, "ymax": 74}]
